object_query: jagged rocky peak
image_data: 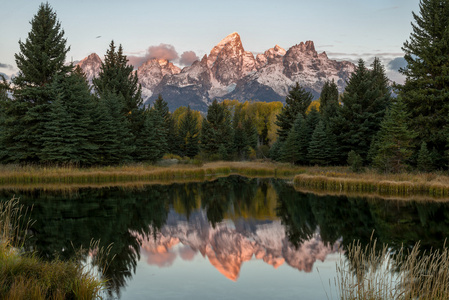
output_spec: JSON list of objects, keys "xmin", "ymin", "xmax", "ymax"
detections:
[
  {"xmin": 76, "ymin": 53, "xmax": 102, "ymax": 82},
  {"xmin": 261, "ymin": 44, "xmax": 287, "ymax": 66},
  {"xmin": 286, "ymin": 40, "xmax": 318, "ymax": 59},
  {"xmin": 207, "ymin": 32, "xmax": 245, "ymax": 68},
  {"xmin": 137, "ymin": 58, "xmax": 181, "ymax": 95}
]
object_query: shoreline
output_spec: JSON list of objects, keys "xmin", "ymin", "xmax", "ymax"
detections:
[{"xmin": 0, "ymin": 161, "xmax": 448, "ymax": 199}]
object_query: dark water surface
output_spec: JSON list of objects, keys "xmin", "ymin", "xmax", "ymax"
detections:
[{"xmin": 2, "ymin": 176, "xmax": 449, "ymax": 299}]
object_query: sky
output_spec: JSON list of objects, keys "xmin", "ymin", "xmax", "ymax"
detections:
[{"xmin": 0, "ymin": 0, "xmax": 420, "ymax": 82}]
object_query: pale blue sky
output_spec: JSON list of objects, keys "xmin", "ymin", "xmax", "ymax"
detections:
[{"xmin": 0, "ymin": 0, "xmax": 420, "ymax": 80}]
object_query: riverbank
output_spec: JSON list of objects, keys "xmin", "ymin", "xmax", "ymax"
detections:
[
  {"xmin": 0, "ymin": 161, "xmax": 304, "ymax": 185},
  {"xmin": 0, "ymin": 161, "xmax": 448, "ymax": 198},
  {"xmin": 294, "ymin": 169, "xmax": 449, "ymax": 198},
  {"xmin": 0, "ymin": 198, "xmax": 104, "ymax": 299}
]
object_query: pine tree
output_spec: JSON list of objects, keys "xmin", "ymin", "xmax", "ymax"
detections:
[
  {"xmin": 332, "ymin": 59, "xmax": 391, "ymax": 164},
  {"xmin": 93, "ymin": 41, "xmax": 144, "ymax": 158},
  {"xmin": 281, "ymin": 114, "xmax": 304, "ymax": 164},
  {"xmin": 93, "ymin": 92, "xmax": 134, "ymax": 165},
  {"xmin": 319, "ymin": 80, "xmax": 339, "ymax": 123},
  {"xmin": 371, "ymin": 98, "xmax": 416, "ymax": 173},
  {"xmin": 275, "ymin": 82, "xmax": 313, "ymax": 141},
  {"xmin": 200, "ymin": 100, "xmax": 233, "ymax": 160},
  {"xmin": 3, "ymin": 3, "xmax": 70, "ymax": 163},
  {"xmin": 135, "ymin": 110, "xmax": 164, "ymax": 162},
  {"xmin": 46, "ymin": 72, "xmax": 98, "ymax": 165},
  {"xmin": 243, "ymin": 117, "xmax": 258, "ymax": 150},
  {"xmin": 398, "ymin": 0, "xmax": 449, "ymax": 165},
  {"xmin": 40, "ymin": 97, "xmax": 75, "ymax": 164},
  {"xmin": 233, "ymin": 122, "xmax": 249, "ymax": 160},
  {"xmin": 152, "ymin": 94, "xmax": 178, "ymax": 155},
  {"xmin": 178, "ymin": 106, "xmax": 199, "ymax": 158},
  {"xmin": 307, "ymin": 120, "xmax": 334, "ymax": 165},
  {"xmin": 417, "ymin": 141, "xmax": 433, "ymax": 172},
  {"xmin": 148, "ymin": 108, "xmax": 168, "ymax": 160}
]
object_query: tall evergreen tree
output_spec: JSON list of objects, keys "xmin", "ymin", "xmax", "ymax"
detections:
[
  {"xmin": 135, "ymin": 110, "xmax": 165, "ymax": 163},
  {"xmin": 93, "ymin": 92, "xmax": 134, "ymax": 165},
  {"xmin": 332, "ymin": 59, "xmax": 391, "ymax": 164},
  {"xmin": 275, "ymin": 83, "xmax": 313, "ymax": 142},
  {"xmin": 307, "ymin": 120, "xmax": 336, "ymax": 165},
  {"xmin": 93, "ymin": 41, "xmax": 144, "ymax": 158},
  {"xmin": 2, "ymin": 3, "xmax": 70, "ymax": 163},
  {"xmin": 40, "ymin": 96, "xmax": 75, "ymax": 164},
  {"xmin": 200, "ymin": 100, "xmax": 233, "ymax": 159},
  {"xmin": 417, "ymin": 142, "xmax": 433, "ymax": 172},
  {"xmin": 319, "ymin": 80, "xmax": 339, "ymax": 123},
  {"xmin": 148, "ymin": 108, "xmax": 168, "ymax": 161},
  {"xmin": 281, "ymin": 114, "xmax": 304, "ymax": 164},
  {"xmin": 152, "ymin": 94, "xmax": 179, "ymax": 155},
  {"xmin": 371, "ymin": 98, "xmax": 416, "ymax": 173},
  {"xmin": 41, "ymin": 72, "xmax": 98, "ymax": 165},
  {"xmin": 178, "ymin": 106, "xmax": 200, "ymax": 158},
  {"xmin": 398, "ymin": 0, "xmax": 449, "ymax": 166}
]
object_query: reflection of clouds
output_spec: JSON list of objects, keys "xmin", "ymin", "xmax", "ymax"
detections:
[
  {"xmin": 179, "ymin": 245, "xmax": 197, "ymax": 261},
  {"xmin": 140, "ymin": 236, "xmax": 179, "ymax": 268},
  {"xmin": 136, "ymin": 210, "xmax": 340, "ymax": 281},
  {"xmin": 145, "ymin": 251, "xmax": 177, "ymax": 267}
]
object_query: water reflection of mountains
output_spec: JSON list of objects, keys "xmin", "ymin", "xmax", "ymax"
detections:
[
  {"xmin": 1, "ymin": 176, "xmax": 449, "ymax": 297},
  {"xmin": 138, "ymin": 209, "xmax": 340, "ymax": 281}
]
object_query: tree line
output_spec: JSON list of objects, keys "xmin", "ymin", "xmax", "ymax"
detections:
[{"xmin": 1, "ymin": 1, "xmax": 448, "ymax": 172}]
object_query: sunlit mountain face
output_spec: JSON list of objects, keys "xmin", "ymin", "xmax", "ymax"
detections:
[
  {"xmin": 78, "ymin": 32, "xmax": 355, "ymax": 112},
  {"xmin": 135, "ymin": 209, "xmax": 340, "ymax": 281}
]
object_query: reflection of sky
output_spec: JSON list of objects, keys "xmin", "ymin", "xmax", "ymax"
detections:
[
  {"xmin": 123, "ymin": 210, "xmax": 341, "ymax": 299},
  {"xmin": 123, "ymin": 244, "xmax": 340, "ymax": 300}
]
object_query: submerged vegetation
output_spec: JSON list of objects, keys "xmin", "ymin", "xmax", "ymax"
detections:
[{"xmin": 0, "ymin": 198, "xmax": 104, "ymax": 299}]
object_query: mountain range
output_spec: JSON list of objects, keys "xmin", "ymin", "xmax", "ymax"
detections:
[
  {"xmin": 78, "ymin": 32, "xmax": 355, "ymax": 112},
  {"xmin": 136, "ymin": 209, "xmax": 340, "ymax": 281}
]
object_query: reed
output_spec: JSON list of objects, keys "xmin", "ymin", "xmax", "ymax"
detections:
[
  {"xmin": 294, "ymin": 169, "xmax": 449, "ymax": 198},
  {"xmin": 337, "ymin": 239, "xmax": 449, "ymax": 299},
  {"xmin": 0, "ymin": 198, "xmax": 105, "ymax": 299},
  {"xmin": 0, "ymin": 161, "xmax": 305, "ymax": 186}
]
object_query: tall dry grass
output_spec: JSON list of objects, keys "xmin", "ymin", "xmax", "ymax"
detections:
[
  {"xmin": 294, "ymin": 169, "xmax": 449, "ymax": 198},
  {"xmin": 0, "ymin": 161, "xmax": 305, "ymax": 187},
  {"xmin": 0, "ymin": 198, "xmax": 105, "ymax": 299},
  {"xmin": 337, "ymin": 239, "xmax": 449, "ymax": 299}
]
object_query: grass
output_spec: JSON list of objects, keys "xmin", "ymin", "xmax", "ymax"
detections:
[
  {"xmin": 294, "ymin": 168, "xmax": 449, "ymax": 199},
  {"xmin": 336, "ymin": 238, "xmax": 449, "ymax": 299},
  {"xmin": 0, "ymin": 161, "xmax": 305, "ymax": 187},
  {"xmin": 0, "ymin": 198, "xmax": 105, "ymax": 299},
  {"xmin": 0, "ymin": 162, "xmax": 449, "ymax": 199}
]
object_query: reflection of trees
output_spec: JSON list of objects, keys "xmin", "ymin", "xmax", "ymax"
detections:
[
  {"xmin": 275, "ymin": 183, "xmax": 449, "ymax": 278},
  {"xmin": 0, "ymin": 187, "xmax": 169, "ymax": 299},
  {"xmin": 1, "ymin": 177, "xmax": 449, "ymax": 297},
  {"xmin": 274, "ymin": 181, "xmax": 317, "ymax": 248}
]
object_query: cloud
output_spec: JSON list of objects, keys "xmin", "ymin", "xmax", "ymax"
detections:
[
  {"xmin": 128, "ymin": 44, "xmax": 180, "ymax": 68},
  {"xmin": 387, "ymin": 57, "xmax": 407, "ymax": 72},
  {"xmin": 178, "ymin": 245, "xmax": 197, "ymax": 261},
  {"xmin": 179, "ymin": 51, "xmax": 199, "ymax": 66},
  {"xmin": 0, "ymin": 72, "xmax": 9, "ymax": 80},
  {"xmin": 0, "ymin": 63, "xmax": 13, "ymax": 70}
]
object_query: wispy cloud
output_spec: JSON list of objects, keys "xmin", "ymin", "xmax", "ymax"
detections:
[
  {"xmin": 128, "ymin": 44, "xmax": 200, "ymax": 68},
  {"xmin": 0, "ymin": 63, "xmax": 13, "ymax": 70},
  {"xmin": 0, "ymin": 72, "xmax": 9, "ymax": 80}
]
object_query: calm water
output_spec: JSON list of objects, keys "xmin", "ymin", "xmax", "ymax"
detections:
[{"xmin": 2, "ymin": 176, "xmax": 449, "ymax": 299}]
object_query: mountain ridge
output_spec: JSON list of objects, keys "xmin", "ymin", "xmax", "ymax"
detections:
[{"xmin": 77, "ymin": 32, "xmax": 355, "ymax": 112}]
